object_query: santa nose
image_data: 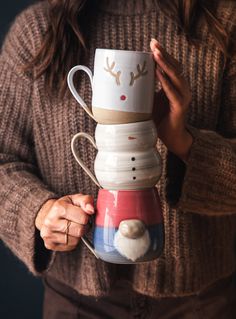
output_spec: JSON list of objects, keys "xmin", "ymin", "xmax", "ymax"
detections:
[{"xmin": 119, "ymin": 219, "xmax": 146, "ymax": 239}]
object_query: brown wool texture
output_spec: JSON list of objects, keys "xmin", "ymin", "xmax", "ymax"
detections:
[{"xmin": 0, "ymin": 0, "xmax": 236, "ymax": 298}]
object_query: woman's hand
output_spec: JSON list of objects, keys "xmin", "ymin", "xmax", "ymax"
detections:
[
  {"xmin": 35, "ymin": 194, "xmax": 95, "ymax": 251},
  {"xmin": 150, "ymin": 38, "xmax": 193, "ymax": 162}
]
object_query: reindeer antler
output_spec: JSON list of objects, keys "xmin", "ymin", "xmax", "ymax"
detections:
[
  {"xmin": 104, "ymin": 57, "xmax": 121, "ymax": 85},
  {"xmin": 130, "ymin": 61, "xmax": 148, "ymax": 86}
]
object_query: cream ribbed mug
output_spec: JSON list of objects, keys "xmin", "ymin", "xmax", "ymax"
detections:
[
  {"xmin": 71, "ymin": 123, "xmax": 162, "ymax": 190},
  {"xmin": 67, "ymin": 48, "xmax": 155, "ymax": 124}
]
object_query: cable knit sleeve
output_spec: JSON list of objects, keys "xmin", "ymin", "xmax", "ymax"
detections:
[
  {"xmin": 0, "ymin": 5, "xmax": 58, "ymax": 275},
  {"xmin": 178, "ymin": 44, "xmax": 236, "ymax": 215}
]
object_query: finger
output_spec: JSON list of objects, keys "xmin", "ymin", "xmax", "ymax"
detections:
[
  {"xmin": 153, "ymin": 89, "xmax": 170, "ymax": 126},
  {"xmin": 44, "ymin": 241, "xmax": 78, "ymax": 252},
  {"xmin": 40, "ymin": 226, "xmax": 77, "ymax": 246},
  {"xmin": 50, "ymin": 200, "xmax": 90, "ymax": 225},
  {"xmin": 150, "ymin": 38, "xmax": 180, "ymax": 70},
  {"xmin": 49, "ymin": 244, "xmax": 78, "ymax": 252},
  {"xmin": 68, "ymin": 194, "xmax": 95, "ymax": 214},
  {"xmin": 154, "ymin": 50, "xmax": 184, "ymax": 93},
  {"xmin": 41, "ymin": 225, "xmax": 83, "ymax": 249},
  {"xmin": 49, "ymin": 219, "xmax": 88, "ymax": 237},
  {"xmin": 150, "ymin": 39, "xmax": 182, "ymax": 81},
  {"xmin": 156, "ymin": 67, "xmax": 182, "ymax": 107},
  {"xmin": 49, "ymin": 232, "xmax": 81, "ymax": 246}
]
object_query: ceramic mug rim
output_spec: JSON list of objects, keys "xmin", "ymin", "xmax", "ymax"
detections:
[
  {"xmin": 96, "ymin": 119, "xmax": 155, "ymax": 129},
  {"xmin": 98, "ymin": 188, "xmax": 158, "ymax": 194},
  {"xmin": 95, "ymin": 48, "xmax": 153, "ymax": 57}
]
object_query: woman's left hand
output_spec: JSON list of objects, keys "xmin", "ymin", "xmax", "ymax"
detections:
[{"xmin": 150, "ymin": 38, "xmax": 193, "ymax": 162}]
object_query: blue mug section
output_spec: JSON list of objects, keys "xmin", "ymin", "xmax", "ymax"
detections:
[{"xmin": 93, "ymin": 223, "xmax": 164, "ymax": 264}]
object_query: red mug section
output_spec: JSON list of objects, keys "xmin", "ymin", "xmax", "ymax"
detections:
[{"xmin": 96, "ymin": 188, "xmax": 163, "ymax": 227}]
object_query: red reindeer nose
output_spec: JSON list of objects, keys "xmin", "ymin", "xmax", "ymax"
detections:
[{"xmin": 120, "ymin": 95, "xmax": 127, "ymax": 101}]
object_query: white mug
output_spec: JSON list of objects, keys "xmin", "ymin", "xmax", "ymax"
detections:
[
  {"xmin": 67, "ymin": 48, "xmax": 155, "ymax": 124},
  {"xmin": 95, "ymin": 120, "xmax": 157, "ymax": 151},
  {"xmin": 71, "ymin": 132, "xmax": 162, "ymax": 190}
]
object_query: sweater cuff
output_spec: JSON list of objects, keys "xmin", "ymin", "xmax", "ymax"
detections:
[
  {"xmin": 1, "ymin": 180, "xmax": 59, "ymax": 275},
  {"xmin": 177, "ymin": 125, "xmax": 236, "ymax": 215},
  {"xmin": 20, "ymin": 187, "xmax": 59, "ymax": 275}
]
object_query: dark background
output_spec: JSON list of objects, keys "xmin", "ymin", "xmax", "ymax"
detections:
[{"xmin": 0, "ymin": 2, "xmax": 43, "ymax": 319}]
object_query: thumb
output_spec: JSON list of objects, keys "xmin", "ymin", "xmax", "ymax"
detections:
[{"xmin": 68, "ymin": 194, "xmax": 95, "ymax": 215}]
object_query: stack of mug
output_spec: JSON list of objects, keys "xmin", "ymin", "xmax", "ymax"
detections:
[{"xmin": 68, "ymin": 49, "xmax": 164, "ymax": 264}]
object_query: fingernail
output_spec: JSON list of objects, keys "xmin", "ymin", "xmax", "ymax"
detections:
[
  {"xmin": 85, "ymin": 203, "xmax": 94, "ymax": 213},
  {"xmin": 151, "ymin": 38, "xmax": 158, "ymax": 44},
  {"xmin": 150, "ymin": 39, "xmax": 158, "ymax": 50},
  {"xmin": 152, "ymin": 39, "xmax": 163, "ymax": 51}
]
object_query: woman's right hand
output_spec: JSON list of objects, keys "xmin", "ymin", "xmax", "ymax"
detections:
[{"xmin": 35, "ymin": 194, "xmax": 95, "ymax": 251}]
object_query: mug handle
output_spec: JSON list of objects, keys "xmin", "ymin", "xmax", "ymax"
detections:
[
  {"xmin": 81, "ymin": 237, "xmax": 100, "ymax": 259},
  {"xmin": 71, "ymin": 132, "xmax": 101, "ymax": 188},
  {"xmin": 71, "ymin": 132, "xmax": 101, "ymax": 259},
  {"xmin": 67, "ymin": 66, "xmax": 96, "ymax": 121}
]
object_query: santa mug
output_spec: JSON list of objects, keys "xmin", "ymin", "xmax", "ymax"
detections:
[
  {"xmin": 82, "ymin": 188, "xmax": 164, "ymax": 264},
  {"xmin": 67, "ymin": 49, "xmax": 155, "ymax": 124}
]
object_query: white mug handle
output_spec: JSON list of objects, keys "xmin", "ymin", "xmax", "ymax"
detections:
[
  {"xmin": 71, "ymin": 132, "xmax": 101, "ymax": 188},
  {"xmin": 81, "ymin": 237, "xmax": 99, "ymax": 259},
  {"xmin": 67, "ymin": 66, "xmax": 96, "ymax": 121}
]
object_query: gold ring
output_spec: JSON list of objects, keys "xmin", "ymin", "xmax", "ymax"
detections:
[{"xmin": 65, "ymin": 220, "xmax": 71, "ymax": 245}]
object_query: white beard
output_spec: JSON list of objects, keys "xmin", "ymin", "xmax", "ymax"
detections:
[{"xmin": 114, "ymin": 229, "xmax": 150, "ymax": 262}]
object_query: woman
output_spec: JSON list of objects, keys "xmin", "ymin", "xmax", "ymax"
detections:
[{"xmin": 0, "ymin": 0, "xmax": 236, "ymax": 318}]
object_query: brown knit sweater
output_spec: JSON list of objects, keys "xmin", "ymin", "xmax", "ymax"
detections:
[{"xmin": 0, "ymin": 0, "xmax": 236, "ymax": 298}]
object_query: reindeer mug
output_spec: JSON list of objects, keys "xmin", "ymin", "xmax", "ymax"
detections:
[{"xmin": 67, "ymin": 49, "xmax": 155, "ymax": 124}]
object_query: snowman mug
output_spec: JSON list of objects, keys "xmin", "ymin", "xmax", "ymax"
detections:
[
  {"xmin": 71, "ymin": 130, "xmax": 162, "ymax": 190},
  {"xmin": 67, "ymin": 49, "xmax": 155, "ymax": 124}
]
